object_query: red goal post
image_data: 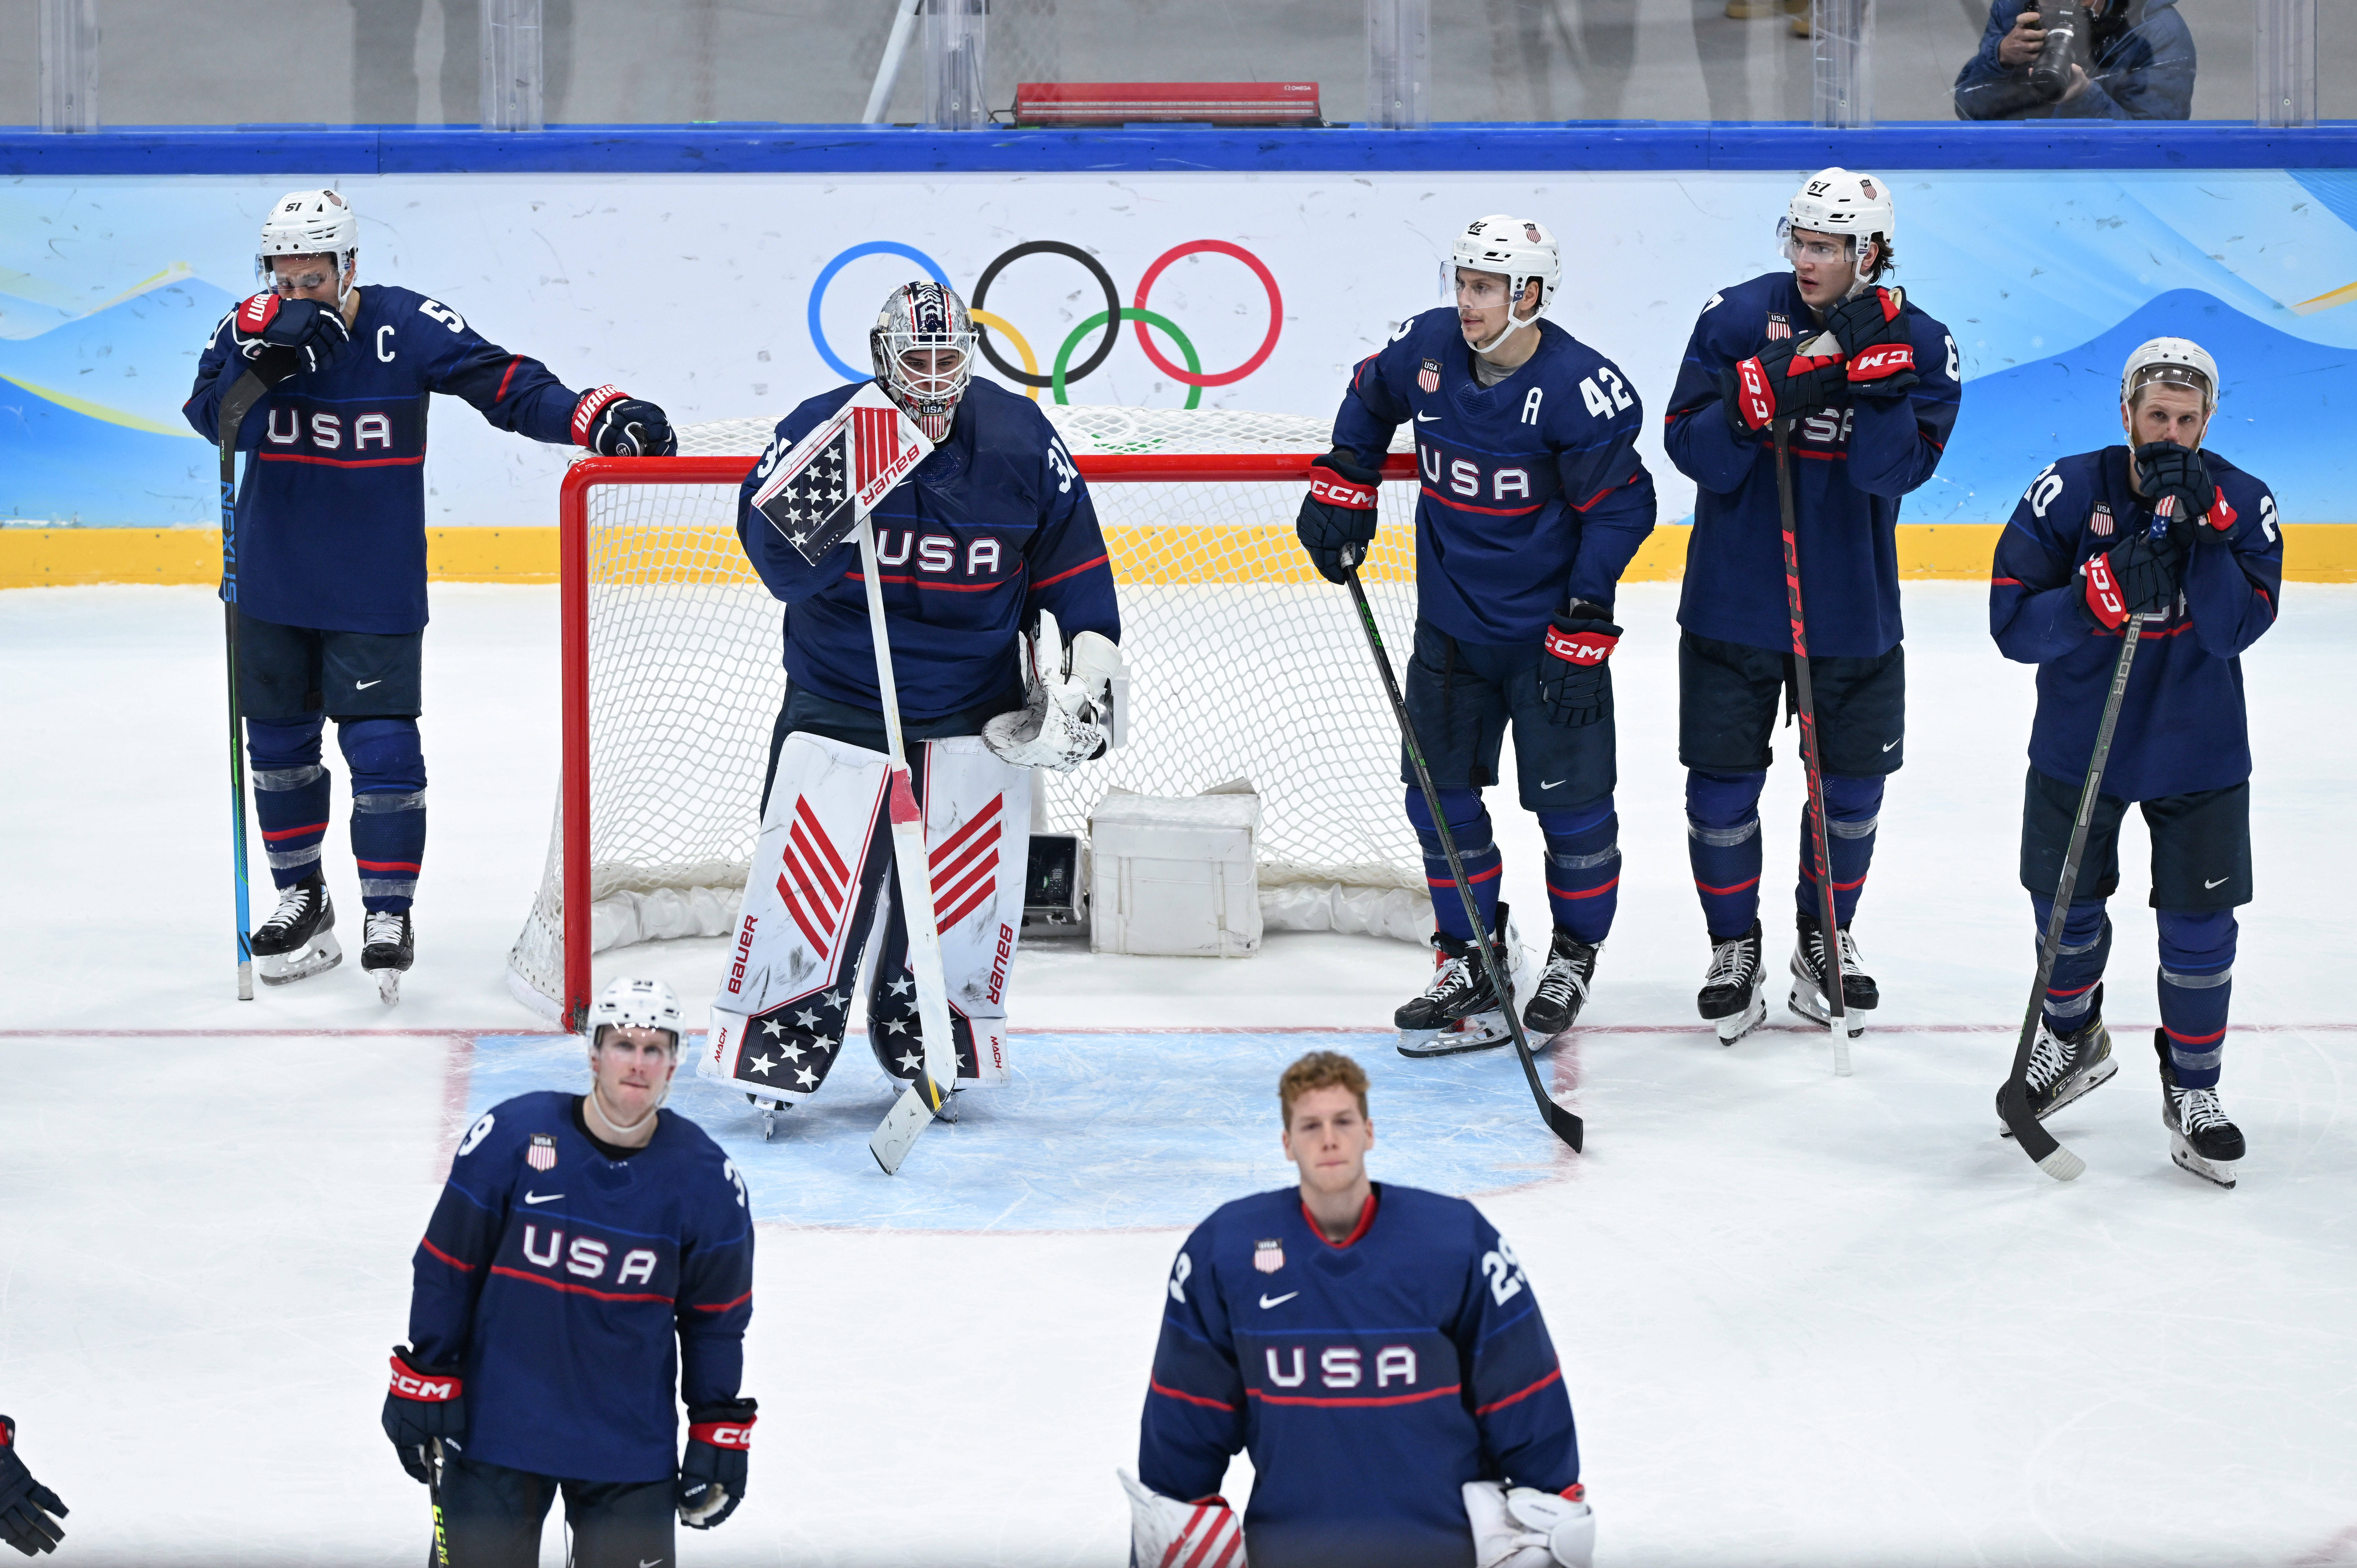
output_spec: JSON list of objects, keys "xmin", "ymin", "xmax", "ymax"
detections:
[{"xmin": 514, "ymin": 417, "xmax": 1422, "ymax": 1029}]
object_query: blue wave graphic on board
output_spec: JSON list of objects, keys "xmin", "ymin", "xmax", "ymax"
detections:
[{"xmin": 1916, "ymin": 289, "xmax": 2353, "ymax": 526}]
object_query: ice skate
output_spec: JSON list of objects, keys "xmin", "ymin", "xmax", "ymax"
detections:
[
  {"xmin": 252, "ymin": 876, "xmax": 341, "ymax": 987},
  {"xmin": 1999, "ymin": 984, "xmax": 2117, "ymax": 1137},
  {"xmin": 1787, "ymin": 913, "xmax": 1874, "ymax": 1038},
  {"xmin": 1522, "ymin": 930, "xmax": 1599, "ymax": 1039},
  {"xmin": 746, "ymin": 1093, "xmax": 788, "ymax": 1141},
  {"xmin": 362, "ymin": 910, "xmax": 413, "ymax": 1006},
  {"xmin": 1698, "ymin": 921, "xmax": 1767, "ymax": 1045},
  {"xmin": 2157, "ymin": 1029, "xmax": 2243, "ymax": 1188},
  {"xmin": 1397, "ymin": 905, "xmax": 1519, "ymax": 1058}
]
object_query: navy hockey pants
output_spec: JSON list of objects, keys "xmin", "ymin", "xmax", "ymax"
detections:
[{"xmin": 438, "ymin": 1449, "xmax": 674, "ymax": 1568}]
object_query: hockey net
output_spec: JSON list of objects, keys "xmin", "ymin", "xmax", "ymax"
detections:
[{"xmin": 507, "ymin": 404, "xmax": 1423, "ymax": 1025}]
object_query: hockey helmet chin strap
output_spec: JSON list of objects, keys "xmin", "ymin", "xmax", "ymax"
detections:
[{"xmin": 1469, "ymin": 293, "xmax": 1542, "ymax": 359}]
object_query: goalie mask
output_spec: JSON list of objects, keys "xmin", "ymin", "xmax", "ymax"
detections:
[
  {"xmin": 1449, "ymin": 214, "xmax": 1560, "ymax": 356},
  {"xmin": 257, "ymin": 187, "xmax": 359, "ymax": 301},
  {"xmin": 871, "ymin": 281, "xmax": 976, "ymax": 443}
]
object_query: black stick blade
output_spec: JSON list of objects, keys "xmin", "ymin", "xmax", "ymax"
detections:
[
  {"xmin": 1544, "ymin": 1099, "xmax": 1585, "ymax": 1153},
  {"xmin": 1995, "ymin": 1079, "xmax": 2084, "ymax": 1181}
]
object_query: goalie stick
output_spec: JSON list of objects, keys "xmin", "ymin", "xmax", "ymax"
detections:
[
  {"xmin": 1340, "ymin": 566, "xmax": 1584, "ymax": 1154},
  {"xmin": 1994, "ymin": 497, "xmax": 2177, "ymax": 1181},
  {"xmin": 216, "ymin": 368, "xmax": 270, "ymax": 1002}
]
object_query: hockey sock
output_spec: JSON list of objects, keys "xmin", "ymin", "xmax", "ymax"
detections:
[
  {"xmin": 247, "ymin": 717, "xmax": 331, "ymax": 891},
  {"xmin": 1796, "ymin": 773, "xmax": 1883, "ymax": 927},
  {"xmin": 2157, "ymin": 908, "xmax": 2236, "ymax": 1090},
  {"xmin": 1686, "ymin": 770, "xmax": 1765, "ymax": 941},
  {"xmin": 1537, "ymin": 798, "xmax": 1620, "ymax": 945},
  {"xmin": 341, "ymin": 717, "xmax": 427, "ymax": 913},
  {"xmin": 1406, "ymin": 786, "xmax": 1501, "ymax": 941},
  {"xmin": 2030, "ymin": 897, "xmax": 2111, "ymax": 1034}
]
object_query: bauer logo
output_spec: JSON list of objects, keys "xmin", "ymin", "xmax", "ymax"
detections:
[
  {"xmin": 1254, "ymin": 1239, "xmax": 1285, "ymax": 1274},
  {"xmin": 728, "ymin": 914, "xmax": 758, "ymax": 996}
]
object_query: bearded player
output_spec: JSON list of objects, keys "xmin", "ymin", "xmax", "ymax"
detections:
[
  {"xmin": 383, "ymin": 978, "xmax": 756, "ymax": 1566},
  {"xmin": 702, "ymin": 282, "xmax": 1123, "ymax": 1126},
  {"xmin": 1125, "ymin": 1051, "xmax": 1592, "ymax": 1568},
  {"xmin": 1662, "ymin": 168, "xmax": 1962, "ymax": 1043},
  {"xmin": 184, "ymin": 189, "xmax": 674, "ymax": 1004},
  {"xmin": 1989, "ymin": 338, "xmax": 2280, "ymax": 1188},
  {"xmin": 1296, "ymin": 215, "xmax": 1656, "ymax": 1055}
]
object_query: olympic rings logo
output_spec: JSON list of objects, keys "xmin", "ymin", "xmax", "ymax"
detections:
[{"xmin": 805, "ymin": 238, "xmax": 1282, "ymax": 411}]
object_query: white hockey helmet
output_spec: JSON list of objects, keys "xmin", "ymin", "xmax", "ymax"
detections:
[
  {"xmin": 257, "ymin": 187, "xmax": 359, "ymax": 295},
  {"xmin": 2120, "ymin": 336, "xmax": 2217, "ymax": 414},
  {"xmin": 870, "ymin": 280, "xmax": 976, "ymax": 443},
  {"xmin": 585, "ymin": 976, "xmax": 684, "ymax": 1054},
  {"xmin": 1778, "ymin": 167, "xmax": 1894, "ymax": 278},
  {"xmin": 1450, "ymin": 214, "xmax": 1560, "ymax": 354}
]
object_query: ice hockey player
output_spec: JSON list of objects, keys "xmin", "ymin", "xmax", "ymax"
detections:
[
  {"xmin": 0, "ymin": 1415, "xmax": 67, "ymax": 1556},
  {"xmin": 1297, "ymin": 215, "xmax": 1656, "ymax": 1055},
  {"xmin": 1127, "ymin": 1050, "xmax": 1591, "ymax": 1568},
  {"xmin": 1661, "ymin": 168, "xmax": 1961, "ymax": 1043},
  {"xmin": 702, "ymin": 282, "xmax": 1122, "ymax": 1126},
  {"xmin": 384, "ymin": 978, "xmax": 756, "ymax": 1564},
  {"xmin": 183, "ymin": 189, "xmax": 676, "ymax": 1005},
  {"xmin": 1989, "ymin": 337, "xmax": 2279, "ymax": 1188}
]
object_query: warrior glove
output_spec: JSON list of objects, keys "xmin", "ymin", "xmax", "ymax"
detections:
[
  {"xmin": 1296, "ymin": 447, "xmax": 1384, "ymax": 585},
  {"xmin": 381, "ymin": 1346, "xmax": 466, "ymax": 1486},
  {"xmin": 1823, "ymin": 286, "xmax": 1918, "ymax": 399},
  {"xmin": 1465, "ymin": 1480, "xmax": 1593, "ymax": 1568},
  {"xmin": 232, "ymin": 292, "xmax": 350, "ymax": 382},
  {"xmin": 2133, "ymin": 442, "xmax": 2215, "ymax": 529},
  {"xmin": 678, "ymin": 1399, "xmax": 756, "ymax": 1529},
  {"xmin": 2078, "ymin": 520, "xmax": 2187, "ymax": 630},
  {"xmin": 983, "ymin": 609, "xmax": 1126, "ymax": 772},
  {"xmin": 1119, "ymin": 1471, "xmax": 1245, "ymax": 1568},
  {"xmin": 0, "ymin": 1417, "xmax": 67, "ymax": 1558},
  {"xmin": 573, "ymin": 385, "xmax": 679, "ymax": 457},
  {"xmin": 1721, "ymin": 336, "xmax": 1849, "ymax": 435},
  {"xmin": 1538, "ymin": 601, "xmax": 1621, "ymax": 728}
]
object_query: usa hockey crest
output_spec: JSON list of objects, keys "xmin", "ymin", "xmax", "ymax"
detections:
[
  {"xmin": 526, "ymin": 1134, "xmax": 557, "ymax": 1171},
  {"xmin": 2090, "ymin": 503, "xmax": 2115, "ymax": 537},
  {"xmin": 1254, "ymin": 1239, "xmax": 1286, "ymax": 1274},
  {"xmin": 1765, "ymin": 312, "xmax": 1793, "ymax": 342},
  {"xmin": 1417, "ymin": 358, "xmax": 1441, "ymax": 394}
]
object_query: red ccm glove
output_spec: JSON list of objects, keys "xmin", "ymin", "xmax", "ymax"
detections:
[{"xmin": 1823, "ymin": 285, "xmax": 1918, "ymax": 399}]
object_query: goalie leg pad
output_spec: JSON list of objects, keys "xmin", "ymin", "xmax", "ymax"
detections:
[
  {"xmin": 864, "ymin": 738, "xmax": 1031, "ymax": 1085},
  {"xmin": 702, "ymin": 732, "xmax": 898, "ymax": 1106}
]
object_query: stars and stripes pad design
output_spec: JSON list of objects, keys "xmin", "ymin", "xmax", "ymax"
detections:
[
  {"xmin": 749, "ymin": 382, "xmax": 933, "ymax": 565},
  {"xmin": 929, "ymin": 793, "xmax": 1004, "ymax": 931},
  {"xmin": 779, "ymin": 797, "xmax": 857, "ymax": 959}
]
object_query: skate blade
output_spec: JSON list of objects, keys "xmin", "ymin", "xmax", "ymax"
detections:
[
  {"xmin": 375, "ymin": 968, "xmax": 402, "ymax": 1006},
  {"xmin": 1786, "ymin": 982, "xmax": 1866, "ymax": 1039},
  {"xmin": 1398, "ymin": 1011, "xmax": 1511, "ymax": 1058},
  {"xmin": 257, "ymin": 932, "xmax": 342, "ymax": 987},
  {"xmin": 1713, "ymin": 995, "xmax": 1767, "ymax": 1046},
  {"xmin": 1999, "ymin": 1057, "xmax": 2120, "ymax": 1137},
  {"xmin": 2169, "ymin": 1134, "xmax": 2239, "ymax": 1189}
]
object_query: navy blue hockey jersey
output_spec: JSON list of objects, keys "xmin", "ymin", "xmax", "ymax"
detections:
[
  {"xmin": 736, "ymin": 379, "xmax": 1121, "ymax": 721},
  {"xmin": 1330, "ymin": 308, "xmax": 1656, "ymax": 644},
  {"xmin": 183, "ymin": 285, "xmax": 586, "ymax": 634},
  {"xmin": 1989, "ymin": 446, "xmax": 2281, "ymax": 801},
  {"xmin": 1663, "ymin": 272, "xmax": 1962, "ymax": 658},
  {"xmin": 1141, "ymin": 1183, "xmax": 1578, "ymax": 1568},
  {"xmin": 407, "ymin": 1092, "xmax": 754, "ymax": 1484}
]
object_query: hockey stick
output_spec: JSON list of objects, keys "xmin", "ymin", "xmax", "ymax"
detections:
[
  {"xmin": 216, "ymin": 368, "xmax": 269, "ymax": 1002},
  {"xmin": 1771, "ymin": 409, "xmax": 1854, "ymax": 1075},
  {"xmin": 858, "ymin": 514, "xmax": 962, "ymax": 1175},
  {"xmin": 1340, "ymin": 566, "xmax": 1584, "ymax": 1153},
  {"xmin": 425, "ymin": 1437, "xmax": 450, "ymax": 1568},
  {"xmin": 1994, "ymin": 500, "xmax": 2175, "ymax": 1181}
]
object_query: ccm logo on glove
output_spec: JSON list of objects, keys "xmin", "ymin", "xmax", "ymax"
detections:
[
  {"xmin": 688, "ymin": 1419, "xmax": 755, "ymax": 1450},
  {"xmin": 1847, "ymin": 341, "xmax": 1915, "ymax": 382},
  {"xmin": 1544, "ymin": 624, "xmax": 1619, "ymax": 666},
  {"xmin": 387, "ymin": 1357, "xmax": 462, "ymax": 1402},
  {"xmin": 2081, "ymin": 551, "xmax": 2128, "ymax": 630},
  {"xmin": 1306, "ymin": 471, "xmax": 1377, "ymax": 511},
  {"xmin": 1735, "ymin": 357, "xmax": 1775, "ymax": 430}
]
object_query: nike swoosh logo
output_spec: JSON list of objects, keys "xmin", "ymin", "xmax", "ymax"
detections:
[
  {"xmin": 1882, "ymin": 738, "xmax": 1901, "ymax": 751},
  {"xmin": 1259, "ymin": 1291, "xmax": 1299, "ymax": 1309},
  {"xmin": 523, "ymin": 1191, "xmax": 563, "ymax": 1205},
  {"xmin": 1540, "ymin": 779, "xmax": 1566, "ymax": 790},
  {"xmin": 2204, "ymin": 876, "xmax": 2228, "ymax": 889},
  {"xmin": 1415, "ymin": 412, "xmax": 1441, "ymax": 422},
  {"xmin": 640, "ymin": 1559, "xmax": 665, "ymax": 1567},
  {"xmin": 356, "ymin": 679, "xmax": 382, "ymax": 689}
]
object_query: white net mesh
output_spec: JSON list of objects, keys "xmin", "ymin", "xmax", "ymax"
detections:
[{"xmin": 506, "ymin": 404, "xmax": 1423, "ymax": 1021}]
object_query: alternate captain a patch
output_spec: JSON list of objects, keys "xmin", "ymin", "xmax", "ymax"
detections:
[
  {"xmin": 527, "ymin": 1133, "xmax": 558, "ymax": 1172},
  {"xmin": 1254, "ymin": 1239, "xmax": 1286, "ymax": 1274},
  {"xmin": 2090, "ymin": 503, "xmax": 2115, "ymax": 537}
]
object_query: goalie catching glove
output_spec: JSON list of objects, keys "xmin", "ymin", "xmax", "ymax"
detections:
[
  {"xmin": 983, "ymin": 608, "xmax": 1125, "ymax": 772},
  {"xmin": 1119, "ymin": 1470, "xmax": 1245, "ymax": 1568},
  {"xmin": 677, "ymin": 1397, "xmax": 756, "ymax": 1529},
  {"xmin": 1464, "ymin": 1480, "xmax": 1593, "ymax": 1568},
  {"xmin": 1295, "ymin": 447, "xmax": 1383, "ymax": 585}
]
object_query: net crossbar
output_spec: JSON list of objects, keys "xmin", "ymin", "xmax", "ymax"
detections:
[{"xmin": 507, "ymin": 405, "xmax": 1423, "ymax": 1026}]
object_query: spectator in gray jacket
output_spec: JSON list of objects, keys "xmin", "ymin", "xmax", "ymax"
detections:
[{"xmin": 1955, "ymin": 0, "xmax": 2194, "ymax": 120}]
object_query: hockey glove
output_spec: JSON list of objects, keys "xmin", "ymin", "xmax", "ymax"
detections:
[
  {"xmin": 381, "ymin": 1346, "xmax": 466, "ymax": 1486},
  {"xmin": 1296, "ymin": 447, "xmax": 1383, "ymax": 585},
  {"xmin": 1464, "ymin": 1480, "xmax": 1593, "ymax": 1568},
  {"xmin": 1118, "ymin": 1470, "xmax": 1245, "ymax": 1568},
  {"xmin": 2132, "ymin": 442, "xmax": 2214, "ymax": 529},
  {"xmin": 1537, "ymin": 601, "xmax": 1620, "ymax": 728},
  {"xmin": 982, "ymin": 608, "xmax": 1126, "ymax": 771},
  {"xmin": 1823, "ymin": 286, "xmax": 1917, "ymax": 399},
  {"xmin": 1721, "ymin": 336, "xmax": 1849, "ymax": 435},
  {"xmin": 231, "ymin": 292, "xmax": 350, "ymax": 381},
  {"xmin": 2077, "ymin": 520, "xmax": 2186, "ymax": 631},
  {"xmin": 0, "ymin": 1417, "xmax": 67, "ymax": 1558},
  {"xmin": 573, "ymin": 385, "xmax": 679, "ymax": 457},
  {"xmin": 677, "ymin": 1398, "xmax": 756, "ymax": 1529}
]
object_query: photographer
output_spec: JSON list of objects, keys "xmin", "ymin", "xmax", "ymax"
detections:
[{"xmin": 1954, "ymin": 0, "xmax": 2193, "ymax": 120}]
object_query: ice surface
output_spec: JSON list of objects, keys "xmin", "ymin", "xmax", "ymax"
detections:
[{"xmin": 3, "ymin": 581, "xmax": 2354, "ymax": 1566}]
